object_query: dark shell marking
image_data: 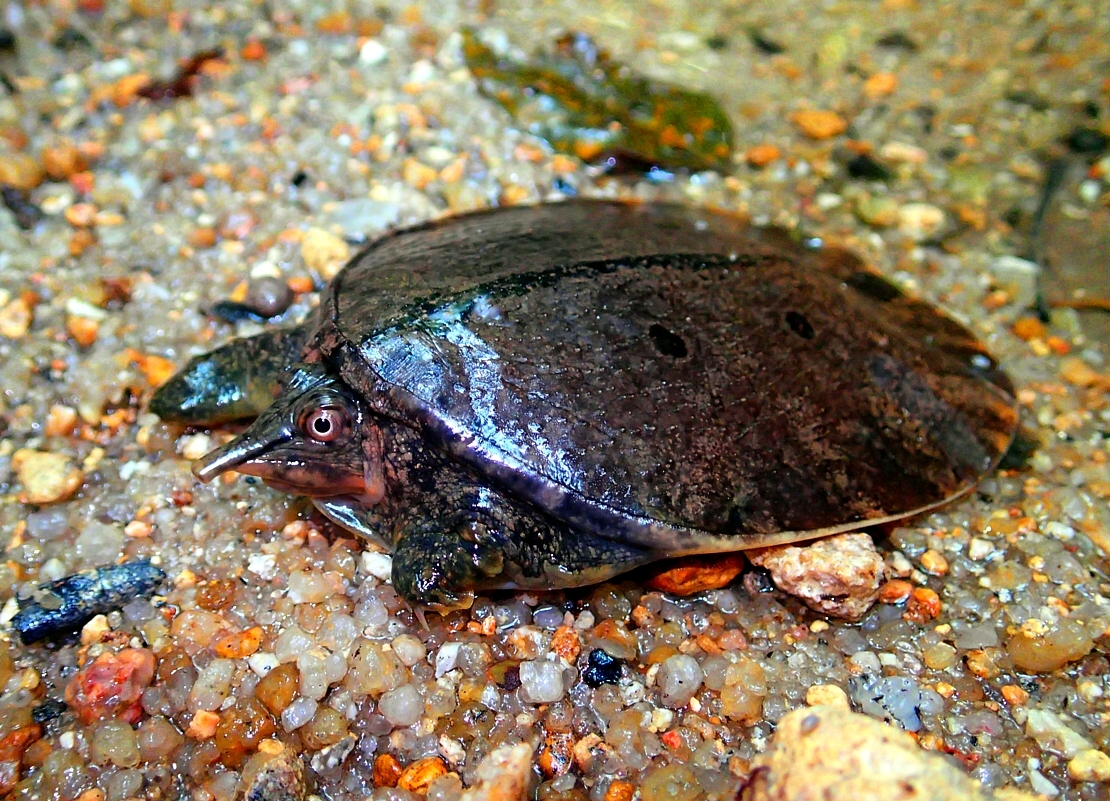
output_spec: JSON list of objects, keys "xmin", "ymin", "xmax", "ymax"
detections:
[{"xmin": 314, "ymin": 201, "xmax": 1016, "ymax": 550}]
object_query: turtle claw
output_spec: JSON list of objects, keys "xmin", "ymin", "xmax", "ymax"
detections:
[{"xmin": 411, "ymin": 592, "xmax": 476, "ymax": 628}]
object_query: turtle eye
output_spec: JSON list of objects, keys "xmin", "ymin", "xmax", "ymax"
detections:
[{"xmin": 302, "ymin": 407, "xmax": 349, "ymax": 444}]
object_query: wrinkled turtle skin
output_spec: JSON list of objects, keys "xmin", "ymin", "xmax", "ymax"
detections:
[{"xmin": 151, "ymin": 201, "xmax": 1019, "ymax": 611}]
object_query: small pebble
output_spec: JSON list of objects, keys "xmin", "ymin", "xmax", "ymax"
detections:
[
  {"xmin": 919, "ymin": 549, "xmax": 949, "ymax": 576},
  {"xmin": 378, "ymin": 684, "xmax": 424, "ymax": 726},
  {"xmin": 790, "ymin": 109, "xmax": 848, "ymax": 140},
  {"xmin": 244, "ymin": 276, "xmax": 293, "ymax": 318},
  {"xmin": 0, "ymin": 297, "xmax": 32, "ymax": 339},
  {"xmin": 897, "ymin": 203, "xmax": 945, "ymax": 241},
  {"xmin": 967, "ymin": 538, "xmax": 994, "ymax": 561},
  {"xmin": 186, "ymin": 710, "xmax": 220, "ymax": 739},
  {"xmin": 13, "ymin": 449, "xmax": 84, "ymax": 505},
  {"xmin": 240, "ymin": 745, "xmax": 307, "ymax": 801},
  {"xmin": 41, "ymin": 142, "xmax": 87, "ymax": 180},
  {"xmin": 0, "ymin": 153, "xmax": 44, "ymax": 190},
  {"xmin": 582, "ymin": 648, "xmax": 622, "ymax": 688},
  {"xmin": 179, "ymin": 434, "xmax": 212, "ymax": 462},
  {"xmin": 301, "ymin": 227, "xmax": 350, "ymax": 280},
  {"xmin": 862, "ymin": 72, "xmax": 898, "ymax": 98},
  {"xmin": 745, "ymin": 143, "xmax": 781, "ymax": 167},
  {"xmin": 514, "ymin": 660, "xmax": 563, "ymax": 704},
  {"xmin": 879, "ymin": 141, "xmax": 927, "ymax": 164},
  {"xmin": 805, "ymin": 684, "xmax": 850, "ymax": 710},
  {"xmin": 1025, "ymin": 708, "xmax": 1094, "ymax": 758},
  {"xmin": 658, "ymin": 654, "xmax": 704, "ymax": 706},
  {"xmin": 1068, "ymin": 749, "xmax": 1110, "ymax": 782},
  {"xmin": 855, "ymin": 195, "xmax": 899, "ymax": 227},
  {"xmin": 359, "ymin": 39, "xmax": 388, "ymax": 65},
  {"xmin": 90, "ymin": 719, "xmax": 141, "ymax": 768},
  {"xmin": 640, "ymin": 763, "xmax": 700, "ymax": 801},
  {"xmin": 391, "ymin": 634, "xmax": 427, "ymax": 667},
  {"xmin": 281, "ymin": 697, "xmax": 318, "ymax": 731},
  {"xmin": 434, "ymin": 642, "xmax": 461, "ymax": 677},
  {"xmin": 398, "ymin": 756, "xmax": 449, "ymax": 793},
  {"xmin": 361, "ymin": 552, "xmax": 393, "ymax": 582},
  {"xmin": 287, "ymin": 570, "xmax": 335, "ymax": 604},
  {"xmin": 922, "ymin": 642, "xmax": 957, "ymax": 670}
]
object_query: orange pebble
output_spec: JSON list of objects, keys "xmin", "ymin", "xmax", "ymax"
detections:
[
  {"xmin": 863, "ymin": 72, "xmax": 898, "ymax": 98},
  {"xmin": 745, "ymin": 143, "xmax": 782, "ymax": 168},
  {"xmin": 1012, "ymin": 317, "xmax": 1047, "ymax": 341},
  {"xmin": 241, "ymin": 40, "xmax": 267, "ymax": 61},
  {"xmin": 213, "ymin": 626, "xmax": 264, "ymax": 659}
]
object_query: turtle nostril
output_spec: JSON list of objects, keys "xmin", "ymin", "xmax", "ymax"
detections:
[{"xmin": 648, "ymin": 323, "xmax": 688, "ymax": 358}]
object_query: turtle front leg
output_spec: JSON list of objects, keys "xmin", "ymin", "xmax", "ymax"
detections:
[
  {"xmin": 388, "ymin": 485, "xmax": 656, "ymax": 613},
  {"xmin": 150, "ymin": 326, "xmax": 308, "ymax": 424}
]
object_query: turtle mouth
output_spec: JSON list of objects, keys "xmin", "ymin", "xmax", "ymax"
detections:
[
  {"xmin": 194, "ymin": 436, "xmax": 375, "ymax": 501},
  {"xmin": 260, "ymin": 475, "xmax": 367, "ymax": 498}
]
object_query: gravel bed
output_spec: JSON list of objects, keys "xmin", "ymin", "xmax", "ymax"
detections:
[{"xmin": 0, "ymin": 1, "xmax": 1108, "ymax": 800}]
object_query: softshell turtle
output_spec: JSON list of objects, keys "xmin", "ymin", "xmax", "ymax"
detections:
[{"xmin": 151, "ymin": 200, "xmax": 1018, "ymax": 611}]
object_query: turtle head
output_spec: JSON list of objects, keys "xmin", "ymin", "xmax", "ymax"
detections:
[{"xmin": 193, "ymin": 363, "xmax": 384, "ymax": 503}]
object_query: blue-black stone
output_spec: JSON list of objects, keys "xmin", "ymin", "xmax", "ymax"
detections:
[
  {"xmin": 582, "ymin": 648, "xmax": 623, "ymax": 687},
  {"xmin": 13, "ymin": 560, "xmax": 166, "ymax": 645}
]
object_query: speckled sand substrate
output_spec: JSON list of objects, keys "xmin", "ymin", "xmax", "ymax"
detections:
[{"xmin": 0, "ymin": 1, "xmax": 1109, "ymax": 800}]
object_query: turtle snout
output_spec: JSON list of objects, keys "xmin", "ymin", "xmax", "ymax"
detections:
[{"xmin": 192, "ymin": 431, "xmax": 281, "ymax": 483}]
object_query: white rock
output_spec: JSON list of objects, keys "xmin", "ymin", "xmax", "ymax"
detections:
[
  {"xmin": 179, "ymin": 433, "xmax": 212, "ymax": 461},
  {"xmin": 849, "ymin": 651, "xmax": 882, "ymax": 675},
  {"xmin": 407, "ymin": 59, "xmax": 436, "ymax": 84},
  {"xmin": 459, "ymin": 742, "xmax": 533, "ymax": 801},
  {"xmin": 361, "ymin": 551, "xmax": 393, "ymax": 582},
  {"xmin": 65, "ymin": 297, "xmax": 108, "ymax": 320},
  {"xmin": 897, "ymin": 203, "xmax": 945, "ymax": 241},
  {"xmin": 658, "ymin": 654, "xmax": 704, "ymax": 706},
  {"xmin": 439, "ymin": 735, "xmax": 466, "ymax": 766},
  {"xmin": 318, "ymin": 613, "xmax": 360, "ymax": 654},
  {"xmin": 0, "ymin": 598, "xmax": 19, "ymax": 626},
  {"xmin": 649, "ymin": 708, "xmax": 674, "ymax": 732},
  {"xmin": 1044, "ymin": 521, "xmax": 1075, "ymax": 541},
  {"xmin": 248, "ymin": 652, "xmax": 280, "ymax": 677},
  {"xmin": 967, "ymin": 538, "xmax": 994, "ymax": 561},
  {"xmin": 379, "ymin": 684, "xmax": 423, "ymax": 726},
  {"xmin": 273, "ymin": 625, "xmax": 315, "ymax": 664},
  {"xmin": 1026, "ymin": 708, "xmax": 1094, "ymax": 758},
  {"xmin": 359, "ymin": 39, "xmax": 387, "ymax": 65},
  {"xmin": 989, "ymin": 255, "xmax": 1041, "ymax": 308},
  {"xmin": 435, "ymin": 642, "xmax": 462, "ymax": 678},
  {"xmin": 879, "ymin": 141, "xmax": 928, "ymax": 164},
  {"xmin": 297, "ymin": 650, "xmax": 330, "ymax": 700},
  {"xmin": 189, "ymin": 659, "xmax": 235, "ymax": 711},
  {"xmin": 281, "ymin": 697, "xmax": 318, "ymax": 731},
  {"xmin": 287, "ymin": 570, "xmax": 334, "ymax": 604},
  {"xmin": 391, "ymin": 634, "xmax": 427, "ymax": 667},
  {"xmin": 519, "ymin": 659, "xmax": 566, "ymax": 704},
  {"xmin": 247, "ymin": 553, "xmax": 278, "ymax": 581},
  {"xmin": 1077, "ymin": 680, "xmax": 1104, "ymax": 705},
  {"xmin": 1028, "ymin": 768, "xmax": 1059, "ymax": 797}
]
